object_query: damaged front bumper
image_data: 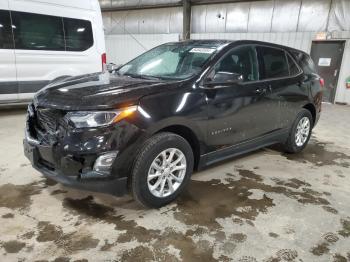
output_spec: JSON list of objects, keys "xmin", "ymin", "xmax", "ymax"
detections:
[{"xmin": 23, "ymin": 108, "xmax": 130, "ymax": 196}]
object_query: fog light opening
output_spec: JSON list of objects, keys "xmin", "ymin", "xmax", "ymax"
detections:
[{"xmin": 93, "ymin": 152, "xmax": 118, "ymax": 174}]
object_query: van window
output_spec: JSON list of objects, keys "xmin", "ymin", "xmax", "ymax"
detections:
[
  {"xmin": 64, "ymin": 18, "xmax": 93, "ymax": 51},
  {"xmin": 212, "ymin": 46, "xmax": 259, "ymax": 82},
  {"xmin": 12, "ymin": 11, "xmax": 65, "ymax": 51},
  {"xmin": 0, "ymin": 10, "xmax": 14, "ymax": 49},
  {"xmin": 258, "ymin": 47, "xmax": 289, "ymax": 79}
]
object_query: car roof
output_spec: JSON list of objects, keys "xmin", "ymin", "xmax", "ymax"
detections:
[{"xmin": 170, "ymin": 39, "xmax": 307, "ymax": 56}]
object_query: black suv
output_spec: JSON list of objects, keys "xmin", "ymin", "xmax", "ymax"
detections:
[{"xmin": 24, "ymin": 40, "xmax": 323, "ymax": 208}]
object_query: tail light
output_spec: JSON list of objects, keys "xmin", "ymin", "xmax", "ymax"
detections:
[
  {"xmin": 102, "ymin": 53, "xmax": 107, "ymax": 72},
  {"xmin": 319, "ymin": 78, "xmax": 325, "ymax": 88}
]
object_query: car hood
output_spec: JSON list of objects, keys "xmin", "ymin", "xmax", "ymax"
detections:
[{"xmin": 34, "ymin": 72, "xmax": 182, "ymax": 110}]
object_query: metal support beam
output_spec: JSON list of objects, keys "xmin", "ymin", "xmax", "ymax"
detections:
[{"xmin": 183, "ymin": 0, "xmax": 191, "ymax": 40}]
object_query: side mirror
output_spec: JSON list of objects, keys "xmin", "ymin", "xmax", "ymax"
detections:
[
  {"xmin": 208, "ymin": 71, "xmax": 243, "ymax": 84},
  {"xmin": 107, "ymin": 63, "xmax": 118, "ymax": 73}
]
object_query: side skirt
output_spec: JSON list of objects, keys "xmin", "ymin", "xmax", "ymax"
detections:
[{"xmin": 198, "ymin": 129, "xmax": 289, "ymax": 170}]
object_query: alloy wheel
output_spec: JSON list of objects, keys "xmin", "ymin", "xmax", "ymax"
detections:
[
  {"xmin": 295, "ymin": 117, "xmax": 310, "ymax": 147},
  {"xmin": 147, "ymin": 148, "xmax": 187, "ymax": 198}
]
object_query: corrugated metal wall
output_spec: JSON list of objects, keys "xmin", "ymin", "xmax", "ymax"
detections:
[
  {"xmin": 102, "ymin": 0, "xmax": 350, "ymax": 35},
  {"xmin": 105, "ymin": 34, "xmax": 179, "ymax": 64}
]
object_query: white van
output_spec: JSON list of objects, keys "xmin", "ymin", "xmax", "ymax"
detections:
[{"xmin": 0, "ymin": 0, "xmax": 106, "ymax": 103}]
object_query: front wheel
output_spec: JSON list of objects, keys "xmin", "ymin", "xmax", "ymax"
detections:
[
  {"xmin": 283, "ymin": 109, "xmax": 313, "ymax": 153},
  {"xmin": 131, "ymin": 132, "xmax": 194, "ymax": 208}
]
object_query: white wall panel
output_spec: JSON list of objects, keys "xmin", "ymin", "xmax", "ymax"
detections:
[
  {"xmin": 297, "ymin": 0, "xmax": 331, "ymax": 32},
  {"xmin": 205, "ymin": 4, "xmax": 227, "ymax": 33},
  {"xmin": 170, "ymin": 7, "xmax": 183, "ymax": 33},
  {"xmin": 271, "ymin": 0, "xmax": 301, "ymax": 32},
  {"xmin": 225, "ymin": 2, "xmax": 250, "ymax": 33},
  {"xmin": 328, "ymin": 0, "xmax": 350, "ymax": 31},
  {"xmin": 191, "ymin": 5, "xmax": 207, "ymax": 33},
  {"xmin": 105, "ymin": 34, "xmax": 179, "ymax": 64},
  {"xmin": 191, "ymin": 32, "xmax": 317, "ymax": 53},
  {"xmin": 247, "ymin": 1, "xmax": 273, "ymax": 32}
]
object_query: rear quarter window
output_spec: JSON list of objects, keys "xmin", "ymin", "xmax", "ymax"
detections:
[
  {"xmin": 291, "ymin": 51, "xmax": 317, "ymax": 75},
  {"xmin": 0, "ymin": 10, "xmax": 14, "ymax": 49}
]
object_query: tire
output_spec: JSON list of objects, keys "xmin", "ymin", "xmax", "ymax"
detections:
[
  {"xmin": 131, "ymin": 132, "xmax": 194, "ymax": 208},
  {"xmin": 284, "ymin": 109, "xmax": 313, "ymax": 154}
]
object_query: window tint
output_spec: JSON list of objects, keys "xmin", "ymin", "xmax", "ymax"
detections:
[
  {"xmin": 0, "ymin": 10, "xmax": 14, "ymax": 49},
  {"xmin": 118, "ymin": 44, "xmax": 215, "ymax": 80},
  {"xmin": 292, "ymin": 51, "xmax": 317, "ymax": 75},
  {"xmin": 12, "ymin": 11, "xmax": 65, "ymax": 51},
  {"xmin": 287, "ymin": 54, "xmax": 301, "ymax": 76},
  {"xmin": 258, "ymin": 47, "xmax": 289, "ymax": 79},
  {"xmin": 212, "ymin": 46, "xmax": 259, "ymax": 82},
  {"xmin": 64, "ymin": 18, "xmax": 93, "ymax": 51}
]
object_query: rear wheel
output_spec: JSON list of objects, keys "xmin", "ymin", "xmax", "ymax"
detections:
[
  {"xmin": 131, "ymin": 132, "xmax": 194, "ymax": 208},
  {"xmin": 284, "ymin": 109, "xmax": 313, "ymax": 153}
]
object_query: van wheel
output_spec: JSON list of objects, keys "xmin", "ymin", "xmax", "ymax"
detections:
[
  {"xmin": 284, "ymin": 109, "xmax": 313, "ymax": 153},
  {"xmin": 131, "ymin": 132, "xmax": 194, "ymax": 208}
]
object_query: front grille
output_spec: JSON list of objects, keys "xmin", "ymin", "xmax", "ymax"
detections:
[
  {"xmin": 28, "ymin": 105, "xmax": 66, "ymax": 145},
  {"xmin": 36, "ymin": 108, "xmax": 62, "ymax": 134}
]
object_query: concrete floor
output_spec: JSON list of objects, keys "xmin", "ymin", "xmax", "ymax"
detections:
[{"xmin": 0, "ymin": 104, "xmax": 349, "ymax": 262}]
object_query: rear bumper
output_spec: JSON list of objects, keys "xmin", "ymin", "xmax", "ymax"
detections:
[{"xmin": 23, "ymin": 134, "xmax": 128, "ymax": 196}]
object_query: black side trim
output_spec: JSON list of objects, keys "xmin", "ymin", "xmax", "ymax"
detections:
[
  {"xmin": 19, "ymin": 81, "xmax": 49, "ymax": 93},
  {"xmin": 0, "ymin": 81, "xmax": 49, "ymax": 94},
  {"xmin": 0, "ymin": 82, "xmax": 18, "ymax": 94},
  {"xmin": 198, "ymin": 129, "xmax": 289, "ymax": 169}
]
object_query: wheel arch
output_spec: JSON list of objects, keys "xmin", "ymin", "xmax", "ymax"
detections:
[
  {"xmin": 303, "ymin": 103, "xmax": 316, "ymax": 125},
  {"xmin": 155, "ymin": 125, "xmax": 201, "ymax": 170}
]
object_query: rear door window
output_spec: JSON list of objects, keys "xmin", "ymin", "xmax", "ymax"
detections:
[
  {"xmin": 258, "ymin": 46, "xmax": 289, "ymax": 79},
  {"xmin": 11, "ymin": 11, "xmax": 65, "ymax": 51},
  {"xmin": 0, "ymin": 10, "xmax": 14, "ymax": 49},
  {"xmin": 63, "ymin": 18, "xmax": 93, "ymax": 51}
]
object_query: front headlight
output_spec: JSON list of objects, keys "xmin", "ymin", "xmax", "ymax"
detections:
[{"xmin": 66, "ymin": 106, "xmax": 137, "ymax": 128}]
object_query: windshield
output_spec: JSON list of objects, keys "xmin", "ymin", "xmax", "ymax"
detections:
[{"xmin": 117, "ymin": 43, "xmax": 218, "ymax": 80}]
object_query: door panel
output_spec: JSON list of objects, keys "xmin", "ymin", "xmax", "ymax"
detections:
[
  {"xmin": 310, "ymin": 41, "xmax": 345, "ymax": 103},
  {"xmin": 0, "ymin": 6, "xmax": 18, "ymax": 102},
  {"xmin": 204, "ymin": 45, "xmax": 280, "ymax": 152}
]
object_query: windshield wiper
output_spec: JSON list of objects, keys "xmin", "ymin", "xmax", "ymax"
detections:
[{"xmin": 122, "ymin": 73, "xmax": 162, "ymax": 81}]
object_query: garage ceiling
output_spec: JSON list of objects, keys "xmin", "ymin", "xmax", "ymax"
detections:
[{"xmin": 99, "ymin": 0, "xmax": 262, "ymax": 11}]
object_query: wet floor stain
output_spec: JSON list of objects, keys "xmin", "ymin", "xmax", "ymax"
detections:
[
  {"xmin": 20, "ymin": 231, "xmax": 35, "ymax": 240},
  {"xmin": 56, "ymin": 232, "xmax": 99, "ymax": 253},
  {"xmin": 50, "ymin": 189, "xmax": 68, "ymax": 195},
  {"xmin": 36, "ymin": 221, "xmax": 63, "ymax": 242},
  {"xmin": 1, "ymin": 213, "xmax": 14, "ymax": 218},
  {"xmin": 283, "ymin": 139, "xmax": 350, "ymax": 168},
  {"xmin": 56, "ymin": 168, "xmax": 340, "ymax": 261},
  {"xmin": 322, "ymin": 205, "xmax": 339, "ymax": 214},
  {"xmin": 338, "ymin": 218, "xmax": 350, "ymax": 237},
  {"xmin": 0, "ymin": 183, "xmax": 41, "ymax": 209},
  {"xmin": 311, "ymin": 242, "xmax": 330, "ymax": 256},
  {"xmin": 174, "ymin": 169, "xmax": 332, "ymax": 230},
  {"xmin": 269, "ymin": 232, "xmax": 279, "ymax": 238},
  {"xmin": 333, "ymin": 254, "xmax": 348, "ymax": 262},
  {"xmin": 0, "ymin": 240, "xmax": 26, "ymax": 253}
]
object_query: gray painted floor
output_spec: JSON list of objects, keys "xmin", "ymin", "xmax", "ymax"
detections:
[{"xmin": 0, "ymin": 104, "xmax": 349, "ymax": 262}]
